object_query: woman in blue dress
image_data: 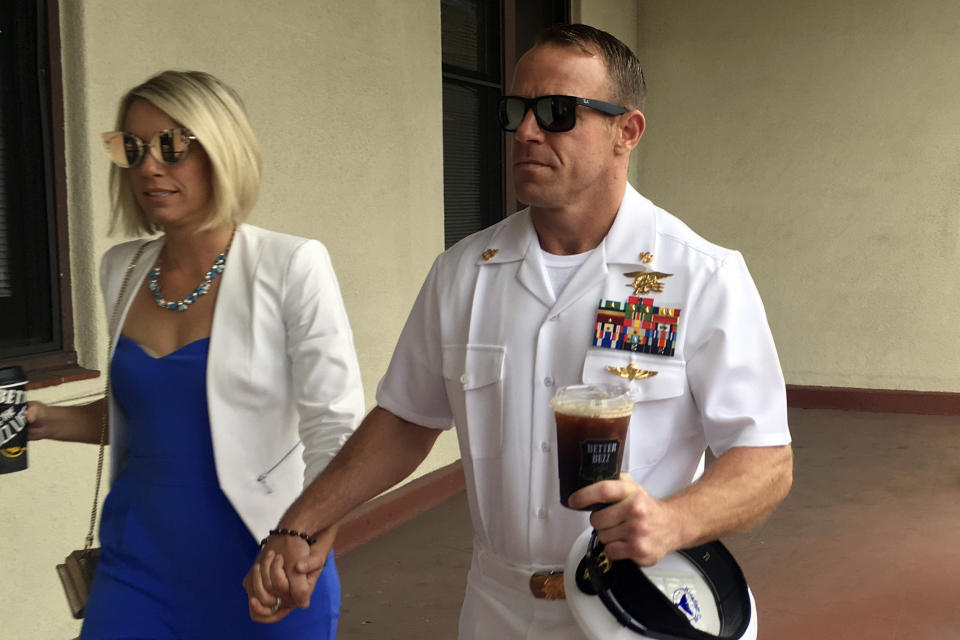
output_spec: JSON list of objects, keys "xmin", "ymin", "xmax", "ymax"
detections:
[{"xmin": 27, "ymin": 70, "xmax": 365, "ymax": 638}]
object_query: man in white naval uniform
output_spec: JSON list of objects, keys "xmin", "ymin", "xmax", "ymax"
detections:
[{"xmin": 245, "ymin": 24, "xmax": 793, "ymax": 639}]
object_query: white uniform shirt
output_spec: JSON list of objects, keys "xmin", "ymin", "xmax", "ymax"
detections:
[{"xmin": 377, "ymin": 184, "xmax": 791, "ymax": 570}]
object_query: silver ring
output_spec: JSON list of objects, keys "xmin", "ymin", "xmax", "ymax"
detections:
[{"xmin": 270, "ymin": 596, "xmax": 282, "ymax": 613}]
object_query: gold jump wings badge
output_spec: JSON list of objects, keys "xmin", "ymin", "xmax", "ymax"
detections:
[
  {"xmin": 605, "ymin": 364, "xmax": 658, "ymax": 380},
  {"xmin": 624, "ymin": 270, "xmax": 673, "ymax": 296}
]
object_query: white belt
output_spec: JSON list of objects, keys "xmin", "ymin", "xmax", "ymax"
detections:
[{"xmin": 473, "ymin": 541, "xmax": 567, "ymax": 600}]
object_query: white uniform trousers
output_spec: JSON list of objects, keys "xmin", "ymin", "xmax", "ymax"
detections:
[
  {"xmin": 459, "ymin": 540, "xmax": 760, "ymax": 640},
  {"xmin": 458, "ymin": 541, "xmax": 587, "ymax": 640}
]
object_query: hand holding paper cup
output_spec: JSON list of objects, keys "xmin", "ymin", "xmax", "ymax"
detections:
[{"xmin": 551, "ymin": 384, "xmax": 633, "ymax": 510}]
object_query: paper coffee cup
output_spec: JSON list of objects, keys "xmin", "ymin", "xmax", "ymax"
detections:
[{"xmin": 0, "ymin": 366, "xmax": 28, "ymax": 474}]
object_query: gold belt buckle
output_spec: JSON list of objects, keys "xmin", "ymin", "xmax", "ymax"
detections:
[{"xmin": 529, "ymin": 570, "xmax": 565, "ymax": 600}]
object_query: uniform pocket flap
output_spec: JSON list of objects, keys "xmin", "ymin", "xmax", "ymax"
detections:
[
  {"xmin": 442, "ymin": 344, "xmax": 505, "ymax": 390},
  {"xmin": 582, "ymin": 350, "xmax": 685, "ymax": 402}
]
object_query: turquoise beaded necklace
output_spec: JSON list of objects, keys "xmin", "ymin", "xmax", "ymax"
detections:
[{"xmin": 148, "ymin": 230, "xmax": 234, "ymax": 312}]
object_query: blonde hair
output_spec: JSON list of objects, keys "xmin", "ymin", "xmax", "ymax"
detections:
[{"xmin": 108, "ymin": 70, "xmax": 261, "ymax": 236}]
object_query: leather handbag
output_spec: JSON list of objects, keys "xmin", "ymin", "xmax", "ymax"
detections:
[
  {"xmin": 56, "ymin": 244, "xmax": 147, "ymax": 619},
  {"xmin": 56, "ymin": 548, "xmax": 102, "ymax": 619}
]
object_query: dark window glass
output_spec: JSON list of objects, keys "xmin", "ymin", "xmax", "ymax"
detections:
[
  {"xmin": 440, "ymin": 0, "xmax": 569, "ymax": 249},
  {"xmin": 442, "ymin": 0, "xmax": 495, "ymax": 75},
  {"xmin": 514, "ymin": 1, "xmax": 569, "ymax": 59},
  {"xmin": 441, "ymin": 0, "xmax": 503, "ymax": 249},
  {"xmin": 0, "ymin": 0, "xmax": 68, "ymax": 364},
  {"xmin": 442, "ymin": 82, "xmax": 502, "ymax": 248}
]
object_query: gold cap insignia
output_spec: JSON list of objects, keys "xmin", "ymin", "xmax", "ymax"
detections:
[
  {"xmin": 624, "ymin": 270, "xmax": 673, "ymax": 296},
  {"xmin": 481, "ymin": 249, "xmax": 499, "ymax": 261},
  {"xmin": 605, "ymin": 364, "xmax": 658, "ymax": 380},
  {"xmin": 638, "ymin": 252, "xmax": 653, "ymax": 264},
  {"xmin": 581, "ymin": 550, "xmax": 614, "ymax": 583}
]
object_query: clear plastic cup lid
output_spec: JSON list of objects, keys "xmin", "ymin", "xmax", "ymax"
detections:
[{"xmin": 551, "ymin": 384, "xmax": 634, "ymax": 418}]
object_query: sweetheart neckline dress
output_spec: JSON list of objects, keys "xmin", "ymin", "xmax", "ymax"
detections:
[{"xmin": 80, "ymin": 335, "xmax": 339, "ymax": 639}]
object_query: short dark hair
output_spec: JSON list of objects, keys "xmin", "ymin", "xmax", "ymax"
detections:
[{"xmin": 535, "ymin": 24, "xmax": 646, "ymax": 111}]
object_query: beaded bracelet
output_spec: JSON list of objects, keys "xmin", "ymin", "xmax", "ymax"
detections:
[{"xmin": 259, "ymin": 527, "xmax": 317, "ymax": 549}]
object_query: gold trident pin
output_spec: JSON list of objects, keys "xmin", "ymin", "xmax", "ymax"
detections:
[
  {"xmin": 624, "ymin": 270, "xmax": 673, "ymax": 296},
  {"xmin": 606, "ymin": 364, "xmax": 658, "ymax": 380}
]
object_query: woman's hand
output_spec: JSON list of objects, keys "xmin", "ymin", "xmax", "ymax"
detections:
[
  {"xmin": 25, "ymin": 399, "xmax": 106, "ymax": 444},
  {"xmin": 26, "ymin": 401, "xmax": 54, "ymax": 440},
  {"xmin": 244, "ymin": 526, "xmax": 336, "ymax": 622}
]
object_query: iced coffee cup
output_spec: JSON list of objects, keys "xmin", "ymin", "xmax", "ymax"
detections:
[{"xmin": 551, "ymin": 384, "xmax": 633, "ymax": 510}]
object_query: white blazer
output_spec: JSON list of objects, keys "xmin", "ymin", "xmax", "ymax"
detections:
[{"xmin": 99, "ymin": 224, "xmax": 365, "ymax": 540}]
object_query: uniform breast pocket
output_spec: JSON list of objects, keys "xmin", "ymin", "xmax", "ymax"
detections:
[
  {"xmin": 582, "ymin": 350, "xmax": 687, "ymax": 467},
  {"xmin": 441, "ymin": 344, "xmax": 505, "ymax": 459}
]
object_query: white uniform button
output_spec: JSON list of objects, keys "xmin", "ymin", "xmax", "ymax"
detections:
[
  {"xmin": 540, "ymin": 441, "xmax": 551, "ymax": 452},
  {"xmin": 536, "ymin": 508, "xmax": 548, "ymax": 519},
  {"xmin": 460, "ymin": 374, "xmax": 469, "ymax": 385},
  {"xmin": 544, "ymin": 376, "xmax": 554, "ymax": 387}
]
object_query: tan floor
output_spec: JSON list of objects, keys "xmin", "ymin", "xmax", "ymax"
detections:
[{"xmin": 335, "ymin": 409, "xmax": 960, "ymax": 639}]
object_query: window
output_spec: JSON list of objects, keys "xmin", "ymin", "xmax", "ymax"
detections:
[
  {"xmin": 440, "ymin": 0, "xmax": 569, "ymax": 249},
  {"xmin": 0, "ymin": 0, "xmax": 84, "ymax": 384}
]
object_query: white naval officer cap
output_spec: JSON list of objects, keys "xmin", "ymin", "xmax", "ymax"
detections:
[{"xmin": 564, "ymin": 527, "xmax": 758, "ymax": 640}]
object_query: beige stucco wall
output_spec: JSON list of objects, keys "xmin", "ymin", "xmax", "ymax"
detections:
[
  {"xmin": 630, "ymin": 0, "xmax": 960, "ymax": 391},
  {"xmin": 574, "ymin": 0, "xmax": 640, "ymax": 81},
  {"xmin": 6, "ymin": 2, "xmax": 451, "ymax": 637}
]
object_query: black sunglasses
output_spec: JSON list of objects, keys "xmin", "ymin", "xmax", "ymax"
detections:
[{"xmin": 498, "ymin": 95, "xmax": 628, "ymax": 133}]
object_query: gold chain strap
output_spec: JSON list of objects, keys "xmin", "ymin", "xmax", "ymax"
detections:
[{"xmin": 84, "ymin": 243, "xmax": 150, "ymax": 550}]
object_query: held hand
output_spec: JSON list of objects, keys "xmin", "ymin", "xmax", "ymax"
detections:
[
  {"xmin": 243, "ymin": 528, "xmax": 334, "ymax": 622},
  {"xmin": 244, "ymin": 535, "xmax": 312, "ymax": 622},
  {"xmin": 292, "ymin": 526, "xmax": 336, "ymax": 584},
  {"xmin": 568, "ymin": 474, "xmax": 682, "ymax": 566},
  {"xmin": 280, "ymin": 529, "xmax": 333, "ymax": 609},
  {"xmin": 244, "ymin": 549, "xmax": 297, "ymax": 623}
]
